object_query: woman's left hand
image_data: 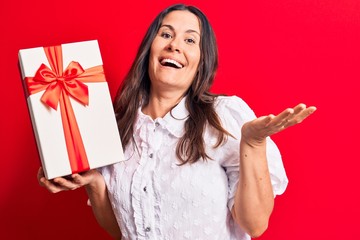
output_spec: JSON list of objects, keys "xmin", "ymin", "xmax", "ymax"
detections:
[
  {"xmin": 37, "ymin": 167, "xmax": 102, "ymax": 193},
  {"xmin": 241, "ymin": 103, "xmax": 317, "ymax": 147}
]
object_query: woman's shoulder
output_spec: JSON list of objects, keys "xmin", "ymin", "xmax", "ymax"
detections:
[
  {"xmin": 214, "ymin": 95, "xmax": 256, "ymax": 123},
  {"xmin": 214, "ymin": 95, "xmax": 254, "ymax": 116},
  {"xmin": 215, "ymin": 95, "xmax": 247, "ymax": 107}
]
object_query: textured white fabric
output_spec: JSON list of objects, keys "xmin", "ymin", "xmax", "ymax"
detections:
[{"xmin": 99, "ymin": 96, "xmax": 288, "ymax": 240}]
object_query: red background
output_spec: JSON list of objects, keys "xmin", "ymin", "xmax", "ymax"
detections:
[{"xmin": 1, "ymin": 0, "xmax": 359, "ymax": 239}]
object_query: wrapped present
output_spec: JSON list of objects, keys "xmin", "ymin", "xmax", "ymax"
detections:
[{"xmin": 19, "ymin": 40, "xmax": 124, "ymax": 179}]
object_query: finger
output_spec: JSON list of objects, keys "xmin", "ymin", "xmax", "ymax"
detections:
[
  {"xmin": 286, "ymin": 106, "xmax": 317, "ymax": 127},
  {"xmin": 260, "ymin": 115, "xmax": 274, "ymax": 127},
  {"xmin": 293, "ymin": 103, "xmax": 306, "ymax": 115},
  {"xmin": 269, "ymin": 105, "xmax": 307, "ymax": 132},
  {"xmin": 270, "ymin": 108, "xmax": 294, "ymax": 127},
  {"xmin": 53, "ymin": 177, "xmax": 80, "ymax": 190},
  {"xmin": 37, "ymin": 167, "xmax": 49, "ymax": 187},
  {"xmin": 294, "ymin": 106, "xmax": 317, "ymax": 123},
  {"xmin": 40, "ymin": 178, "xmax": 69, "ymax": 193},
  {"xmin": 279, "ymin": 110, "xmax": 296, "ymax": 128},
  {"xmin": 282, "ymin": 103, "xmax": 311, "ymax": 126},
  {"xmin": 71, "ymin": 174, "xmax": 85, "ymax": 185},
  {"xmin": 71, "ymin": 170, "xmax": 100, "ymax": 186},
  {"xmin": 283, "ymin": 104, "xmax": 307, "ymax": 127},
  {"xmin": 307, "ymin": 106, "xmax": 317, "ymax": 114},
  {"xmin": 37, "ymin": 167, "xmax": 62, "ymax": 193}
]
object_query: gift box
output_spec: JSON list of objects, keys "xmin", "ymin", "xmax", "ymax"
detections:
[{"xmin": 19, "ymin": 40, "xmax": 124, "ymax": 179}]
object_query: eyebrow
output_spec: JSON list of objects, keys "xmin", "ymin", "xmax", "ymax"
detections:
[{"xmin": 160, "ymin": 24, "xmax": 200, "ymax": 37}]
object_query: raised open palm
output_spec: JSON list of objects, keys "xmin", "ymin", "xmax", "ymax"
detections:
[{"xmin": 242, "ymin": 103, "xmax": 317, "ymax": 147}]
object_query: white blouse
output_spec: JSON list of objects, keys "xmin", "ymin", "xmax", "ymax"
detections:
[{"xmin": 99, "ymin": 96, "xmax": 288, "ymax": 240}]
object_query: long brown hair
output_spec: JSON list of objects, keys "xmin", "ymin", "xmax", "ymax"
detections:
[{"xmin": 113, "ymin": 4, "xmax": 232, "ymax": 164}]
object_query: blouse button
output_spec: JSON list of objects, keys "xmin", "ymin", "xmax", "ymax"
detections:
[
  {"xmin": 145, "ymin": 227, "xmax": 151, "ymax": 232},
  {"xmin": 155, "ymin": 122, "xmax": 160, "ymax": 127},
  {"xmin": 149, "ymin": 153, "xmax": 153, "ymax": 158},
  {"xmin": 143, "ymin": 186, "xmax": 147, "ymax": 192}
]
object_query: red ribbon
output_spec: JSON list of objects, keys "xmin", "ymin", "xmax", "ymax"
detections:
[{"xmin": 25, "ymin": 45, "xmax": 106, "ymax": 174}]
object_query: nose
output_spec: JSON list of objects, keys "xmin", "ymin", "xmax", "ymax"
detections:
[{"xmin": 167, "ymin": 37, "xmax": 182, "ymax": 53}]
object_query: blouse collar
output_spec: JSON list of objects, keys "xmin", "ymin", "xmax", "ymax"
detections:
[{"xmin": 135, "ymin": 96, "xmax": 189, "ymax": 138}]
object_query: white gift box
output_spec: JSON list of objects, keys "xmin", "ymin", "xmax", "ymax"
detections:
[{"xmin": 19, "ymin": 40, "xmax": 124, "ymax": 179}]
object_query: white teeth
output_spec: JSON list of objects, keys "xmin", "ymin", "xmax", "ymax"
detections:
[{"xmin": 161, "ymin": 58, "xmax": 183, "ymax": 68}]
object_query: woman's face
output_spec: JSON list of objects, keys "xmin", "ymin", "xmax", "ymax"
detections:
[{"xmin": 148, "ymin": 10, "xmax": 201, "ymax": 95}]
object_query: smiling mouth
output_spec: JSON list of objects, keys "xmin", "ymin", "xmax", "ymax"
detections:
[{"xmin": 160, "ymin": 58, "xmax": 184, "ymax": 69}]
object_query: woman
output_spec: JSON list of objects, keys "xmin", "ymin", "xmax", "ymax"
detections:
[{"xmin": 38, "ymin": 4, "xmax": 316, "ymax": 240}]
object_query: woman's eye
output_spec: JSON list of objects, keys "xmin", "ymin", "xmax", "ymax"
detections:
[
  {"xmin": 185, "ymin": 38, "xmax": 196, "ymax": 44},
  {"xmin": 161, "ymin": 32, "xmax": 172, "ymax": 39}
]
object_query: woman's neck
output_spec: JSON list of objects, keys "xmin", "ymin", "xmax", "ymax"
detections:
[{"xmin": 142, "ymin": 90, "xmax": 185, "ymax": 119}]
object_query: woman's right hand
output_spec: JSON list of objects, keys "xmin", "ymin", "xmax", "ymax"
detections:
[{"xmin": 37, "ymin": 167, "xmax": 102, "ymax": 193}]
